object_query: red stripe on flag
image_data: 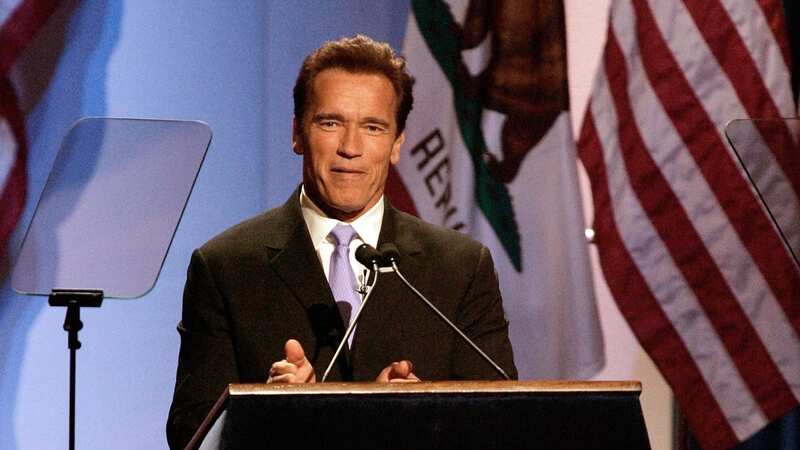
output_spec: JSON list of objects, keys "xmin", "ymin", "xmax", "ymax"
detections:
[
  {"xmin": 633, "ymin": 0, "xmax": 800, "ymax": 338},
  {"xmin": 0, "ymin": 0, "xmax": 61, "ymax": 260},
  {"xmin": 385, "ymin": 165, "xmax": 419, "ymax": 217},
  {"xmin": 578, "ymin": 111, "xmax": 738, "ymax": 450},
  {"xmin": 754, "ymin": 0, "xmax": 793, "ymax": 71},
  {"xmin": 0, "ymin": 76, "xmax": 27, "ymax": 255},
  {"xmin": 0, "ymin": 0, "xmax": 60, "ymax": 75},
  {"xmin": 682, "ymin": 0, "xmax": 800, "ymax": 198},
  {"xmin": 606, "ymin": 22, "xmax": 796, "ymax": 422}
]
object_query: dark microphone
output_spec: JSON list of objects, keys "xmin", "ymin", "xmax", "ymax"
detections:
[
  {"xmin": 321, "ymin": 243, "xmax": 382, "ymax": 382},
  {"xmin": 355, "ymin": 243, "xmax": 383, "ymax": 268},
  {"xmin": 378, "ymin": 243, "xmax": 400, "ymax": 265},
  {"xmin": 378, "ymin": 243, "xmax": 511, "ymax": 380}
]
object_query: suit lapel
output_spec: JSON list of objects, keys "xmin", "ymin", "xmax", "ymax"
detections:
[
  {"xmin": 265, "ymin": 190, "xmax": 353, "ymax": 378},
  {"xmin": 265, "ymin": 192, "xmax": 333, "ymax": 311}
]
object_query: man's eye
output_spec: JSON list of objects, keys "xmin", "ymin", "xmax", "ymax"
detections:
[
  {"xmin": 364, "ymin": 125, "xmax": 385, "ymax": 134},
  {"xmin": 318, "ymin": 120, "xmax": 339, "ymax": 129}
]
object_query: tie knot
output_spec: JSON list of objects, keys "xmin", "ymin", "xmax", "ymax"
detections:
[{"xmin": 329, "ymin": 224, "xmax": 357, "ymax": 247}]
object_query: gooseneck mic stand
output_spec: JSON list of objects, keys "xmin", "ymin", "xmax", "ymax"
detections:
[
  {"xmin": 48, "ymin": 289, "xmax": 104, "ymax": 450},
  {"xmin": 379, "ymin": 243, "xmax": 511, "ymax": 381},
  {"xmin": 321, "ymin": 244, "xmax": 383, "ymax": 382}
]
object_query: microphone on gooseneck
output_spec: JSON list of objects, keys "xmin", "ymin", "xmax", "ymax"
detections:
[
  {"xmin": 321, "ymin": 243, "xmax": 383, "ymax": 382},
  {"xmin": 378, "ymin": 243, "xmax": 511, "ymax": 380},
  {"xmin": 356, "ymin": 243, "xmax": 383, "ymax": 269},
  {"xmin": 378, "ymin": 243, "xmax": 400, "ymax": 265}
]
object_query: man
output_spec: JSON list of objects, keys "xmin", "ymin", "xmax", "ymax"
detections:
[{"xmin": 167, "ymin": 35, "xmax": 516, "ymax": 449}]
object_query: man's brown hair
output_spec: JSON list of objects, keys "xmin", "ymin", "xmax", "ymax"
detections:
[{"xmin": 293, "ymin": 35, "xmax": 414, "ymax": 135}]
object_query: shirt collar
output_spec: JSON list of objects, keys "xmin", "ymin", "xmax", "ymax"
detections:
[{"xmin": 299, "ymin": 185, "xmax": 384, "ymax": 249}]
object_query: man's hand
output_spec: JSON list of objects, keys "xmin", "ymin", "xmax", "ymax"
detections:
[
  {"xmin": 375, "ymin": 360, "xmax": 421, "ymax": 383},
  {"xmin": 267, "ymin": 339, "xmax": 316, "ymax": 383}
]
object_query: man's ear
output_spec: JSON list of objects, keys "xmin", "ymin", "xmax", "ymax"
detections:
[
  {"xmin": 292, "ymin": 117, "xmax": 303, "ymax": 155},
  {"xmin": 390, "ymin": 132, "xmax": 405, "ymax": 165}
]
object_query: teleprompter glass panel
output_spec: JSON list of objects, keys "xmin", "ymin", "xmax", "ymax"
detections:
[
  {"xmin": 725, "ymin": 118, "xmax": 800, "ymax": 270},
  {"xmin": 11, "ymin": 118, "xmax": 212, "ymax": 298}
]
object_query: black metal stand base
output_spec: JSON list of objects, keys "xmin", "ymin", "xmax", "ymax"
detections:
[{"xmin": 49, "ymin": 289, "xmax": 103, "ymax": 450}]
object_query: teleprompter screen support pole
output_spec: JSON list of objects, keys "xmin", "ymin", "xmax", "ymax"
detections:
[{"xmin": 49, "ymin": 289, "xmax": 103, "ymax": 450}]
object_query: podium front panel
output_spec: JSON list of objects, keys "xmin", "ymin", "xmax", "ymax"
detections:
[{"xmin": 206, "ymin": 381, "xmax": 649, "ymax": 450}]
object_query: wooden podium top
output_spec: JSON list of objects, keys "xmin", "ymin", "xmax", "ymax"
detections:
[{"xmin": 227, "ymin": 379, "xmax": 642, "ymax": 396}]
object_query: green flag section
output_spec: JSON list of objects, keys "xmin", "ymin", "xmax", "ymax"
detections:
[
  {"xmin": 412, "ymin": 0, "xmax": 521, "ymax": 270},
  {"xmin": 392, "ymin": 0, "xmax": 604, "ymax": 379}
]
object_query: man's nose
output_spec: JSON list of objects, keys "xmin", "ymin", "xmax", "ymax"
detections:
[{"xmin": 337, "ymin": 125, "xmax": 362, "ymax": 157}]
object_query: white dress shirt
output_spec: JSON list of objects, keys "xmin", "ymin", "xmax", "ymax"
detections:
[{"xmin": 299, "ymin": 186, "xmax": 384, "ymax": 290}]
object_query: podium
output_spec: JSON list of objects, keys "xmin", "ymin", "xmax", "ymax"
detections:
[{"xmin": 188, "ymin": 381, "xmax": 650, "ymax": 449}]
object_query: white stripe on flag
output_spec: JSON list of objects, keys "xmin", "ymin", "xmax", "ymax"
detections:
[{"xmin": 0, "ymin": 118, "xmax": 15, "ymax": 190}]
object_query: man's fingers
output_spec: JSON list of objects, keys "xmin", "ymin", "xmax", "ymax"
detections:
[
  {"xmin": 376, "ymin": 360, "xmax": 420, "ymax": 382},
  {"xmin": 284, "ymin": 339, "xmax": 307, "ymax": 365},
  {"xmin": 267, "ymin": 339, "xmax": 316, "ymax": 384},
  {"xmin": 390, "ymin": 360, "xmax": 413, "ymax": 378},
  {"xmin": 285, "ymin": 339, "xmax": 316, "ymax": 382},
  {"xmin": 389, "ymin": 377, "xmax": 420, "ymax": 383},
  {"xmin": 267, "ymin": 373, "xmax": 297, "ymax": 383},
  {"xmin": 269, "ymin": 360, "xmax": 297, "ymax": 376},
  {"xmin": 376, "ymin": 365, "xmax": 392, "ymax": 383}
]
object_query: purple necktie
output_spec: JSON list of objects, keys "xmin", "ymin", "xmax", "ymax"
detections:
[{"xmin": 328, "ymin": 224, "xmax": 360, "ymax": 345}]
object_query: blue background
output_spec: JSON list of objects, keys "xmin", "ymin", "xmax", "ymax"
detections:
[{"xmin": 0, "ymin": 1, "xmax": 408, "ymax": 448}]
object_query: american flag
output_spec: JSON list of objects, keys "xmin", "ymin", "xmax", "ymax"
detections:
[
  {"xmin": 578, "ymin": 0, "xmax": 800, "ymax": 449},
  {"xmin": 0, "ymin": 0, "xmax": 59, "ymax": 258}
]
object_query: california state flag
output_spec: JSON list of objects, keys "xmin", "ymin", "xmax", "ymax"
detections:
[{"xmin": 387, "ymin": 0, "xmax": 603, "ymax": 379}]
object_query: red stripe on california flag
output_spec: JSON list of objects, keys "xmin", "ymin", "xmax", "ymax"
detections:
[
  {"xmin": 605, "ymin": 24, "xmax": 796, "ymax": 421},
  {"xmin": 0, "ymin": 76, "xmax": 27, "ymax": 254},
  {"xmin": 633, "ymin": 0, "xmax": 800, "ymax": 336},
  {"xmin": 578, "ymin": 111, "xmax": 738, "ymax": 450},
  {"xmin": 682, "ymin": 0, "xmax": 800, "ymax": 197},
  {"xmin": 754, "ymin": 0, "xmax": 793, "ymax": 70},
  {"xmin": 0, "ymin": 0, "xmax": 60, "ymax": 75},
  {"xmin": 385, "ymin": 165, "xmax": 419, "ymax": 217}
]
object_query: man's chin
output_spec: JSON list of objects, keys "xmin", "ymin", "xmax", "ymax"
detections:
[
  {"xmin": 319, "ymin": 198, "xmax": 369, "ymax": 221},
  {"xmin": 331, "ymin": 204, "xmax": 366, "ymax": 220}
]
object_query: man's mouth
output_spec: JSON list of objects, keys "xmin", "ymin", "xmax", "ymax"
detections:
[{"xmin": 331, "ymin": 167, "xmax": 364, "ymax": 174}]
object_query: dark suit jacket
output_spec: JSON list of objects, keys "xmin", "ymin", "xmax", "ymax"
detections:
[{"xmin": 166, "ymin": 189, "xmax": 517, "ymax": 449}]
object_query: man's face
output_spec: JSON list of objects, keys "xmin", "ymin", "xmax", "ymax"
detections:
[{"xmin": 293, "ymin": 68, "xmax": 404, "ymax": 221}]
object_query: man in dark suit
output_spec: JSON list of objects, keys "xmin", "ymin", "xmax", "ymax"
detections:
[{"xmin": 167, "ymin": 35, "xmax": 516, "ymax": 449}]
